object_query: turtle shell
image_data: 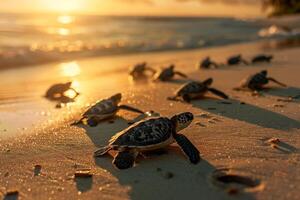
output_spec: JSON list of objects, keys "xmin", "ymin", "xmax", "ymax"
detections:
[
  {"xmin": 83, "ymin": 98, "xmax": 118, "ymax": 118},
  {"xmin": 155, "ymin": 67, "xmax": 174, "ymax": 80},
  {"xmin": 176, "ymin": 81, "xmax": 207, "ymax": 97},
  {"xmin": 109, "ymin": 117, "xmax": 175, "ymax": 148},
  {"xmin": 240, "ymin": 71, "xmax": 268, "ymax": 88}
]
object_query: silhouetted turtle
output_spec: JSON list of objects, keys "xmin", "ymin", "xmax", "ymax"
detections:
[
  {"xmin": 168, "ymin": 78, "xmax": 229, "ymax": 102},
  {"xmin": 235, "ymin": 70, "xmax": 287, "ymax": 91},
  {"xmin": 251, "ymin": 54, "xmax": 273, "ymax": 63},
  {"xmin": 45, "ymin": 82, "xmax": 79, "ymax": 100},
  {"xmin": 94, "ymin": 112, "xmax": 200, "ymax": 169},
  {"xmin": 199, "ymin": 57, "xmax": 219, "ymax": 69},
  {"xmin": 71, "ymin": 93, "xmax": 146, "ymax": 127},
  {"xmin": 129, "ymin": 62, "xmax": 156, "ymax": 78},
  {"xmin": 154, "ymin": 64, "xmax": 187, "ymax": 81},
  {"xmin": 227, "ymin": 54, "xmax": 248, "ymax": 66}
]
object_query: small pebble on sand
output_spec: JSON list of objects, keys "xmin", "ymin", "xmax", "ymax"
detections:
[
  {"xmin": 273, "ymin": 104, "xmax": 284, "ymax": 108},
  {"xmin": 34, "ymin": 165, "xmax": 42, "ymax": 176},
  {"xmin": 164, "ymin": 172, "xmax": 174, "ymax": 179}
]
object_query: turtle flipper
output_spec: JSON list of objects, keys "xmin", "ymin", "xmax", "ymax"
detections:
[
  {"xmin": 113, "ymin": 151, "xmax": 136, "ymax": 169},
  {"xmin": 118, "ymin": 105, "xmax": 144, "ymax": 114},
  {"xmin": 174, "ymin": 134, "xmax": 200, "ymax": 164},
  {"xmin": 203, "ymin": 78, "xmax": 213, "ymax": 86},
  {"xmin": 267, "ymin": 77, "xmax": 287, "ymax": 87},
  {"xmin": 87, "ymin": 117, "xmax": 99, "ymax": 127},
  {"xmin": 182, "ymin": 94, "xmax": 191, "ymax": 102},
  {"xmin": 211, "ymin": 62, "xmax": 219, "ymax": 68},
  {"xmin": 241, "ymin": 59, "xmax": 249, "ymax": 65},
  {"xmin": 94, "ymin": 146, "xmax": 112, "ymax": 157},
  {"xmin": 70, "ymin": 117, "xmax": 85, "ymax": 126},
  {"xmin": 208, "ymin": 88, "xmax": 229, "ymax": 99},
  {"xmin": 145, "ymin": 67, "xmax": 156, "ymax": 74},
  {"xmin": 174, "ymin": 71, "xmax": 188, "ymax": 78}
]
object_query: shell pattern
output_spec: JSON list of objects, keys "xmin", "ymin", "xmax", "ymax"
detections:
[
  {"xmin": 83, "ymin": 98, "xmax": 119, "ymax": 117},
  {"xmin": 110, "ymin": 117, "xmax": 174, "ymax": 147},
  {"xmin": 240, "ymin": 72, "xmax": 268, "ymax": 88},
  {"xmin": 176, "ymin": 81, "xmax": 207, "ymax": 96}
]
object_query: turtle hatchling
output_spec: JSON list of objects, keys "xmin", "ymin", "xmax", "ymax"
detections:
[
  {"xmin": 154, "ymin": 64, "xmax": 187, "ymax": 81},
  {"xmin": 94, "ymin": 112, "xmax": 200, "ymax": 169},
  {"xmin": 199, "ymin": 57, "xmax": 219, "ymax": 69},
  {"xmin": 45, "ymin": 82, "xmax": 79, "ymax": 100},
  {"xmin": 227, "ymin": 54, "xmax": 249, "ymax": 66},
  {"xmin": 71, "ymin": 93, "xmax": 146, "ymax": 127},
  {"xmin": 235, "ymin": 70, "xmax": 287, "ymax": 91},
  {"xmin": 168, "ymin": 78, "xmax": 229, "ymax": 102},
  {"xmin": 129, "ymin": 62, "xmax": 156, "ymax": 78},
  {"xmin": 251, "ymin": 54, "xmax": 273, "ymax": 64}
]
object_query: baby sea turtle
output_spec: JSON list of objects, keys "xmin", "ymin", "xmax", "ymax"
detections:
[
  {"xmin": 45, "ymin": 82, "xmax": 79, "ymax": 100},
  {"xmin": 227, "ymin": 54, "xmax": 248, "ymax": 66},
  {"xmin": 154, "ymin": 64, "xmax": 187, "ymax": 81},
  {"xmin": 235, "ymin": 70, "xmax": 287, "ymax": 91},
  {"xmin": 168, "ymin": 78, "xmax": 229, "ymax": 102},
  {"xmin": 251, "ymin": 54, "xmax": 273, "ymax": 63},
  {"xmin": 199, "ymin": 57, "xmax": 219, "ymax": 69},
  {"xmin": 94, "ymin": 112, "xmax": 200, "ymax": 169},
  {"xmin": 71, "ymin": 93, "xmax": 146, "ymax": 127},
  {"xmin": 129, "ymin": 62, "xmax": 156, "ymax": 78}
]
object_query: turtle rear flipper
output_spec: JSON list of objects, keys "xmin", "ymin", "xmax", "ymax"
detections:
[
  {"xmin": 211, "ymin": 62, "xmax": 219, "ymax": 68},
  {"xmin": 70, "ymin": 117, "xmax": 85, "ymax": 126},
  {"xmin": 203, "ymin": 78, "xmax": 213, "ymax": 86},
  {"xmin": 267, "ymin": 77, "xmax": 287, "ymax": 87},
  {"xmin": 113, "ymin": 151, "xmax": 136, "ymax": 169},
  {"xmin": 118, "ymin": 105, "xmax": 144, "ymax": 114},
  {"xmin": 94, "ymin": 146, "xmax": 112, "ymax": 157},
  {"xmin": 174, "ymin": 71, "xmax": 188, "ymax": 78},
  {"xmin": 145, "ymin": 67, "xmax": 156, "ymax": 74},
  {"xmin": 174, "ymin": 134, "xmax": 200, "ymax": 164},
  {"xmin": 241, "ymin": 59, "xmax": 249, "ymax": 65},
  {"xmin": 208, "ymin": 88, "xmax": 229, "ymax": 99}
]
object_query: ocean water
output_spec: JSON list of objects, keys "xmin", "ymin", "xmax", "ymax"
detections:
[{"xmin": 0, "ymin": 13, "xmax": 296, "ymax": 68}]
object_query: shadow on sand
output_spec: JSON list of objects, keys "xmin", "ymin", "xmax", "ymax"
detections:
[
  {"xmin": 75, "ymin": 176, "xmax": 93, "ymax": 193},
  {"xmin": 191, "ymin": 98, "xmax": 300, "ymax": 131},
  {"xmin": 77, "ymin": 115, "xmax": 257, "ymax": 200},
  {"xmin": 264, "ymin": 87, "xmax": 300, "ymax": 101}
]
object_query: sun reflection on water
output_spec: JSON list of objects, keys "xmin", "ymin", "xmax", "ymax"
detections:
[
  {"xmin": 60, "ymin": 61, "xmax": 81, "ymax": 77},
  {"xmin": 57, "ymin": 15, "xmax": 74, "ymax": 25},
  {"xmin": 58, "ymin": 28, "xmax": 71, "ymax": 36}
]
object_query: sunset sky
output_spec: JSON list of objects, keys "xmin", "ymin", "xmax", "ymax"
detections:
[{"xmin": 0, "ymin": 0, "xmax": 262, "ymax": 17}]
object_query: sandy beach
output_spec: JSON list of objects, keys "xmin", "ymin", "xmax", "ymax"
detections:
[{"xmin": 0, "ymin": 40, "xmax": 300, "ymax": 200}]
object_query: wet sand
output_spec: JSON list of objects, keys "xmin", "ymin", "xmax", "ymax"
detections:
[{"xmin": 0, "ymin": 41, "xmax": 300, "ymax": 200}]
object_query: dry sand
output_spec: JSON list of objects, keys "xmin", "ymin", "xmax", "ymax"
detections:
[{"xmin": 0, "ymin": 40, "xmax": 300, "ymax": 200}]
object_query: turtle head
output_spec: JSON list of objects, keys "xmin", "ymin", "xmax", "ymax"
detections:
[
  {"xmin": 64, "ymin": 81, "xmax": 73, "ymax": 88},
  {"xmin": 169, "ymin": 64, "xmax": 175, "ymax": 70},
  {"xmin": 202, "ymin": 78, "xmax": 213, "ymax": 86},
  {"xmin": 171, "ymin": 112, "xmax": 194, "ymax": 132},
  {"xmin": 260, "ymin": 70, "xmax": 268, "ymax": 76},
  {"xmin": 110, "ymin": 93, "xmax": 122, "ymax": 103}
]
